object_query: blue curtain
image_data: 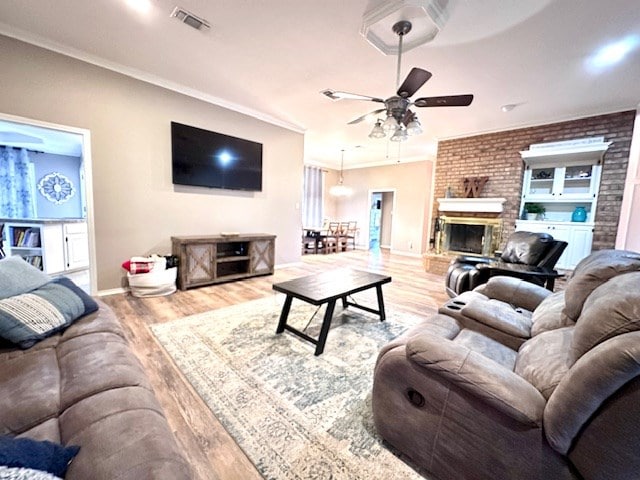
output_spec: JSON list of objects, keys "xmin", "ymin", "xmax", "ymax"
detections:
[
  {"xmin": 302, "ymin": 166, "xmax": 324, "ymax": 228},
  {"xmin": 0, "ymin": 147, "xmax": 36, "ymax": 218}
]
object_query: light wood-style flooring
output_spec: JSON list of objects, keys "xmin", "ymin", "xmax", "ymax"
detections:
[{"xmin": 100, "ymin": 249, "xmax": 449, "ymax": 480}]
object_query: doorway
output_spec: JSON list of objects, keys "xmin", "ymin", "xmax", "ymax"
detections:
[
  {"xmin": 368, "ymin": 190, "xmax": 395, "ymax": 250},
  {"xmin": 0, "ymin": 113, "xmax": 95, "ymax": 294}
]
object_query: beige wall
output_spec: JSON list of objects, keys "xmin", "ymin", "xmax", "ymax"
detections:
[
  {"xmin": 0, "ymin": 35, "xmax": 304, "ymax": 291},
  {"xmin": 332, "ymin": 161, "xmax": 434, "ymax": 255},
  {"xmin": 616, "ymin": 108, "xmax": 640, "ymax": 251}
]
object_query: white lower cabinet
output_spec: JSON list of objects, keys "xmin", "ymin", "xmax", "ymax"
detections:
[
  {"xmin": 515, "ymin": 221, "xmax": 594, "ymax": 270},
  {"xmin": 3, "ymin": 221, "xmax": 88, "ymax": 274},
  {"xmin": 64, "ymin": 223, "xmax": 89, "ymax": 270}
]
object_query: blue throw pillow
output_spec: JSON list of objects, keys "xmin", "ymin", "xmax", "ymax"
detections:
[
  {"xmin": 0, "ymin": 256, "xmax": 51, "ymax": 300},
  {"xmin": 0, "ymin": 277, "xmax": 98, "ymax": 348},
  {"xmin": 0, "ymin": 436, "xmax": 80, "ymax": 478}
]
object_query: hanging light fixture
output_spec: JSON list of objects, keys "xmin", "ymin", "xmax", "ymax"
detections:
[
  {"xmin": 368, "ymin": 120, "xmax": 386, "ymax": 139},
  {"xmin": 390, "ymin": 126, "xmax": 408, "ymax": 142},
  {"xmin": 329, "ymin": 150, "xmax": 353, "ymax": 197},
  {"xmin": 405, "ymin": 114, "xmax": 423, "ymax": 135},
  {"xmin": 369, "ymin": 113, "xmax": 423, "ymax": 141}
]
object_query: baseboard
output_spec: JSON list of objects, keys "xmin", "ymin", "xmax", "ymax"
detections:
[
  {"xmin": 390, "ymin": 249, "xmax": 423, "ymax": 258},
  {"xmin": 96, "ymin": 287, "xmax": 128, "ymax": 297}
]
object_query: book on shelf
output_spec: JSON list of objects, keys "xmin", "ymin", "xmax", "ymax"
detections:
[
  {"xmin": 11, "ymin": 227, "xmax": 41, "ymax": 248},
  {"xmin": 24, "ymin": 255, "xmax": 43, "ymax": 270},
  {"xmin": 24, "ymin": 228, "xmax": 41, "ymax": 247}
]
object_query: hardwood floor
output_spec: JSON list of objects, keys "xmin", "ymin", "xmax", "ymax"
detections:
[{"xmin": 100, "ymin": 249, "xmax": 449, "ymax": 480}]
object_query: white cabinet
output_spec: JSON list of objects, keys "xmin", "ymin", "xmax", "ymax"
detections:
[
  {"xmin": 3, "ymin": 221, "xmax": 88, "ymax": 274},
  {"xmin": 516, "ymin": 220, "xmax": 594, "ymax": 270},
  {"xmin": 64, "ymin": 223, "xmax": 89, "ymax": 270},
  {"xmin": 523, "ymin": 163, "xmax": 601, "ymax": 202},
  {"xmin": 517, "ymin": 138, "xmax": 610, "ymax": 270}
]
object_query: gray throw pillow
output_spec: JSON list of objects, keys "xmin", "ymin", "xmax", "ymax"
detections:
[
  {"xmin": 0, "ymin": 277, "xmax": 98, "ymax": 348},
  {"xmin": 0, "ymin": 256, "xmax": 51, "ymax": 300}
]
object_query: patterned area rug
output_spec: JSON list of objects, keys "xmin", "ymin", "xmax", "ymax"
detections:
[{"xmin": 151, "ymin": 295, "xmax": 428, "ymax": 480}]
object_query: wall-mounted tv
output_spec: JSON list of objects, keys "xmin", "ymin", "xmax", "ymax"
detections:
[{"xmin": 171, "ymin": 122, "xmax": 263, "ymax": 191}]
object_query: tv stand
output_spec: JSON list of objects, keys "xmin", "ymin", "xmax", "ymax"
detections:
[{"xmin": 171, "ymin": 233, "xmax": 276, "ymax": 290}]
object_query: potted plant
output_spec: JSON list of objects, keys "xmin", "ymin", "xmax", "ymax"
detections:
[{"xmin": 524, "ymin": 203, "xmax": 545, "ymax": 220}]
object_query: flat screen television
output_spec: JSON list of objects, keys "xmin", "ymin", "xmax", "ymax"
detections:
[{"xmin": 171, "ymin": 122, "xmax": 263, "ymax": 191}]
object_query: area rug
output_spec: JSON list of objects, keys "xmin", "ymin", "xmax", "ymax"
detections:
[{"xmin": 151, "ymin": 295, "xmax": 429, "ymax": 480}]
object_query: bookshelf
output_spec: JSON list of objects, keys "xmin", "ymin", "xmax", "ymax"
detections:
[{"xmin": 2, "ymin": 220, "xmax": 88, "ymax": 274}]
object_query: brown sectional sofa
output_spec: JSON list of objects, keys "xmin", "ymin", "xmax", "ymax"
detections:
[
  {"xmin": 0, "ymin": 299, "xmax": 190, "ymax": 479},
  {"xmin": 373, "ymin": 249, "xmax": 640, "ymax": 480}
]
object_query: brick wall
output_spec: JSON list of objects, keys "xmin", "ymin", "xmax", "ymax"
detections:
[{"xmin": 433, "ymin": 110, "xmax": 635, "ymax": 250}]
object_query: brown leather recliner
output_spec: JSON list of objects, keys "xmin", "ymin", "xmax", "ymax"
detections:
[
  {"xmin": 445, "ymin": 231, "xmax": 567, "ymax": 297},
  {"xmin": 373, "ymin": 249, "xmax": 640, "ymax": 480}
]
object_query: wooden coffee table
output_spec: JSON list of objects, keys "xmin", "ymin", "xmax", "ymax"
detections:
[{"xmin": 272, "ymin": 268, "xmax": 392, "ymax": 355}]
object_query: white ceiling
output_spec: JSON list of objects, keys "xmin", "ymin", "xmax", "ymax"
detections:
[{"xmin": 0, "ymin": 0, "xmax": 639, "ymax": 169}]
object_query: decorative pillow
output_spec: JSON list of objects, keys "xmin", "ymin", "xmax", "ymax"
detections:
[
  {"xmin": 0, "ymin": 256, "xmax": 51, "ymax": 301},
  {"xmin": 0, "ymin": 436, "xmax": 80, "ymax": 478},
  {"xmin": 0, "ymin": 466, "xmax": 62, "ymax": 480},
  {"xmin": 0, "ymin": 277, "xmax": 98, "ymax": 348}
]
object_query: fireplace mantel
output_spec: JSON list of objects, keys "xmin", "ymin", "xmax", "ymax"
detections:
[{"xmin": 437, "ymin": 197, "xmax": 507, "ymax": 213}]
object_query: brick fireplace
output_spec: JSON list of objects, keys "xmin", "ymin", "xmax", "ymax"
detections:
[
  {"xmin": 424, "ymin": 197, "xmax": 506, "ymax": 275},
  {"xmin": 424, "ymin": 111, "xmax": 634, "ymax": 276},
  {"xmin": 434, "ymin": 197, "xmax": 506, "ymax": 257}
]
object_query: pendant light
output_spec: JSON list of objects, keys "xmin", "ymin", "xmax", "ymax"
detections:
[{"xmin": 329, "ymin": 150, "xmax": 353, "ymax": 197}]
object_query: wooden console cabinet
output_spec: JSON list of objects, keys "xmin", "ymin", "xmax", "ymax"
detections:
[{"xmin": 171, "ymin": 233, "xmax": 276, "ymax": 290}]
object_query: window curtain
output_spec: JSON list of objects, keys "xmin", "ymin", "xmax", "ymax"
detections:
[
  {"xmin": 0, "ymin": 147, "xmax": 37, "ymax": 218},
  {"xmin": 302, "ymin": 165, "xmax": 324, "ymax": 228}
]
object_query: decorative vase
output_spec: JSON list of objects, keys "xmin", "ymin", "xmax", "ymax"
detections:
[
  {"xmin": 572, "ymin": 206, "xmax": 587, "ymax": 222},
  {"xmin": 526, "ymin": 213, "xmax": 537, "ymax": 221}
]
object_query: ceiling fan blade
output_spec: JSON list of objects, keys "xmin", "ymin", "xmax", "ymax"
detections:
[
  {"xmin": 348, "ymin": 109, "xmax": 386, "ymax": 125},
  {"xmin": 414, "ymin": 94, "xmax": 474, "ymax": 108},
  {"xmin": 396, "ymin": 68, "xmax": 432, "ymax": 98},
  {"xmin": 322, "ymin": 89, "xmax": 385, "ymax": 103}
]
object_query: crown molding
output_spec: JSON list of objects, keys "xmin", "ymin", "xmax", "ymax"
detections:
[{"xmin": 0, "ymin": 23, "xmax": 306, "ymax": 134}]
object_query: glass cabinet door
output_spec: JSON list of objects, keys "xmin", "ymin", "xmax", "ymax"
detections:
[
  {"xmin": 559, "ymin": 164, "xmax": 595, "ymax": 198},
  {"xmin": 524, "ymin": 167, "xmax": 556, "ymax": 199}
]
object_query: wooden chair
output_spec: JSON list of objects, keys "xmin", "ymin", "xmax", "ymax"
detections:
[
  {"xmin": 301, "ymin": 229, "xmax": 319, "ymax": 254},
  {"xmin": 343, "ymin": 221, "xmax": 358, "ymax": 250},
  {"xmin": 321, "ymin": 222, "xmax": 341, "ymax": 253}
]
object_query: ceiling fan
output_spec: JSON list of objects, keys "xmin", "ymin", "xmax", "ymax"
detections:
[{"xmin": 322, "ymin": 20, "xmax": 474, "ymax": 142}]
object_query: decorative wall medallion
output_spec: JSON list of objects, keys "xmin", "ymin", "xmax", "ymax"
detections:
[{"xmin": 37, "ymin": 172, "xmax": 76, "ymax": 204}]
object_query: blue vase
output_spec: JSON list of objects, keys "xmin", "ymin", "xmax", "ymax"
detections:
[{"xmin": 572, "ymin": 206, "xmax": 587, "ymax": 222}]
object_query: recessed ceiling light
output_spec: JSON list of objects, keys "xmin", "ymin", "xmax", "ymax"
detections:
[
  {"xmin": 587, "ymin": 35, "xmax": 640, "ymax": 71},
  {"xmin": 501, "ymin": 104, "xmax": 517, "ymax": 112},
  {"xmin": 124, "ymin": 0, "xmax": 153, "ymax": 15}
]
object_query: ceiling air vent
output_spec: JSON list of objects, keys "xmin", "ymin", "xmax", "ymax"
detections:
[{"xmin": 170, "ymin": 6, "xmax": 210, "ymax": 31}]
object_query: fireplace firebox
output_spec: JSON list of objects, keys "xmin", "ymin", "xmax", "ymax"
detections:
[{"xmin": 436, "ymin": 216, "xmax": 502, "ymax": 257}]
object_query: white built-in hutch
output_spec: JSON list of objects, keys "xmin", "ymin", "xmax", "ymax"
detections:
[
  {"xmin": 1, "ymin": 219, "xmax": 89, "ymax": 274},
  {"xmin": 516, "ymin": 137, "xmax": 611, "ymax": 269}
]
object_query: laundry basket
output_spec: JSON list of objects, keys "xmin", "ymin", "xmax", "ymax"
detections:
[{"xmin": 127, "ymin": 266, "xmax": 177, "ymax": 297}]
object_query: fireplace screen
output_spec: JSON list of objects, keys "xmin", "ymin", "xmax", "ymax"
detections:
[{"xmin": 436, "ymin": 216, "xmax": 502, "ymax": 257}]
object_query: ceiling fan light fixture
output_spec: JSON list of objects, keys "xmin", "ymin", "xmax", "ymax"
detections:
[
  {"xmin": 369, "ymin": 120, "xmax": 386, "ymax": 139},
  {"xmin": 382, "ymin": 115, "xmax": 398, "ymax": 132},
  {"xmin": 360, "ymin": 0, "xmax": 452, "ymax": 55},
  {"xmin": 406, "ymin": 116, "xmax": 423, "ymax": 135},
  {"xmin": 390, "ymin": 126, "xmax": 408, "ymax": 142}
]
